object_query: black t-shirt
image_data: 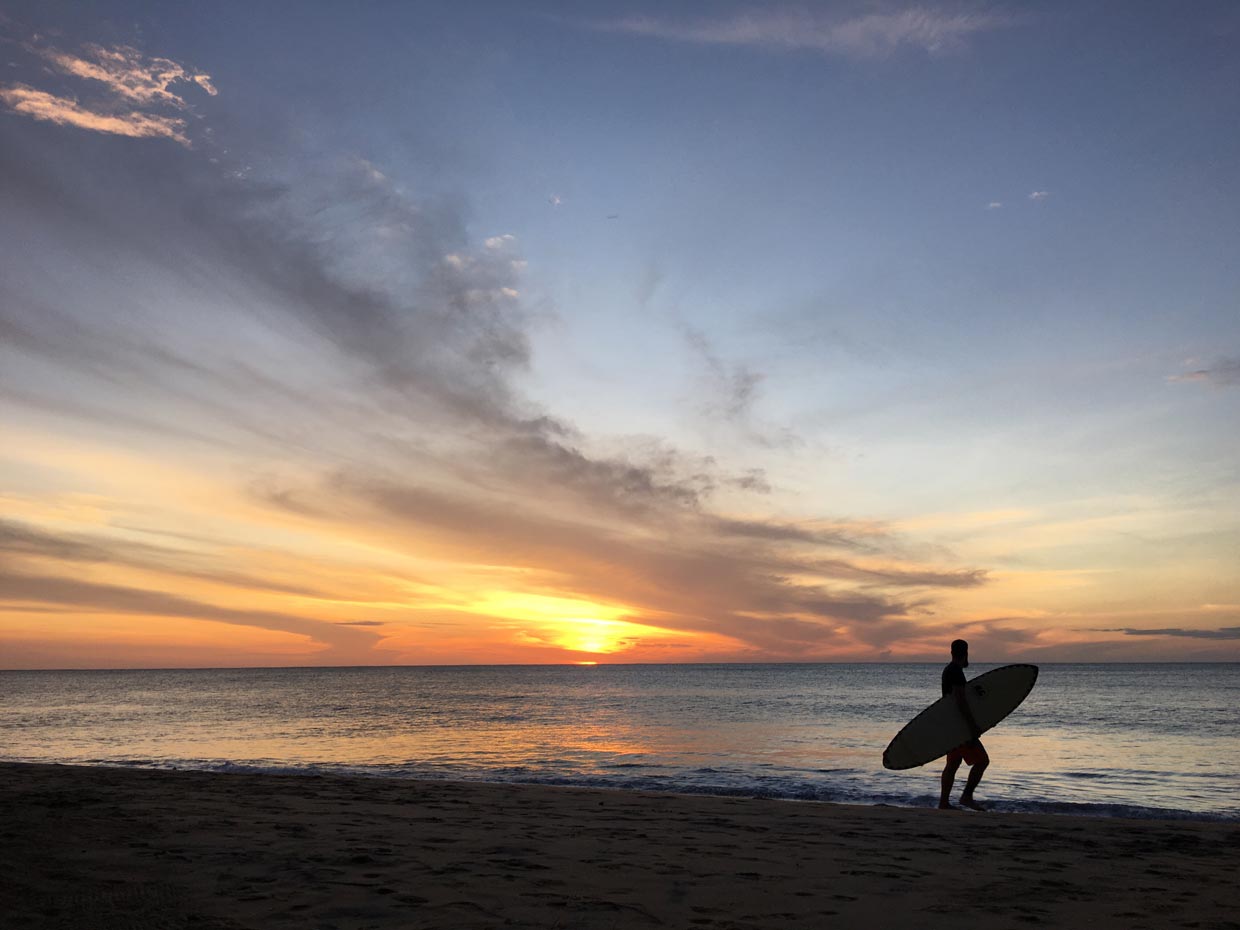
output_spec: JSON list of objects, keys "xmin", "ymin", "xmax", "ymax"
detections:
[{"xmin": 942, "ymin": 662, "xmax": 966, "ymax": 697}]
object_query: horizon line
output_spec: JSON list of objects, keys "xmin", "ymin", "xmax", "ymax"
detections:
[{"xmin": 3, "ymin": 659, "xmax": 1237, "ymax": 673}]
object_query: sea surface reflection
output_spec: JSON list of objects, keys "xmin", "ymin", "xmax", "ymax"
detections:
[{"xmin": 2, "ymin": 663, "xmax": 1237, "ymax": 820}]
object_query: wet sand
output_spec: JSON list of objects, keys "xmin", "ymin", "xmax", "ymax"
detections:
[{"xmin": 2, "ymin": 762, "xmax": 1237, "ymax": 929}]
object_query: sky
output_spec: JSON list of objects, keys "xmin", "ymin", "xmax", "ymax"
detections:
[{"xmin": 1, "ymin": 0, "xmax": 1238, "ymax": 668}]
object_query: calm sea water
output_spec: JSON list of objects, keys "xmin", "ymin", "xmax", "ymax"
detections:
[{"xmin": 2, "ymin": 663, "xmax": 1237, "ymax": 821}]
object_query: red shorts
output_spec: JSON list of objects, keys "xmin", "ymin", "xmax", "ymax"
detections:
[{"xmin": 945, "ymin": 740, "xmax": 987, "ymax": 767}]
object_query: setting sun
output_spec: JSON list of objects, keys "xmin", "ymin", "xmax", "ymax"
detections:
[
  {"xmin": 461, "ymin": 592, "xmax": 666, "ymax": 658},
  {"xmin": 553, "ymin": 617, "xmax": 637, "ymax": 655}
]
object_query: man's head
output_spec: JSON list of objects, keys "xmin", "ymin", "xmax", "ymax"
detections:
[{"xmin": 951, "ymin": 639, "xmax": 969, "ymax": 667}]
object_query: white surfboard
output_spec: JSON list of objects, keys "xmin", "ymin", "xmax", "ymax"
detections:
[{"xmin": 882, "ymin": 664, "xmax": 1038, "ymax": 770}]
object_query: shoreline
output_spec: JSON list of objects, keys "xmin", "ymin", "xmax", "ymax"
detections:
[
  {"xmin": 5, "ymin": 757, "xmax": 1233, "ymax": 824},
  {"xmin": 3, "ymin": 762, "xmax": 1238, "ymax": 929}
]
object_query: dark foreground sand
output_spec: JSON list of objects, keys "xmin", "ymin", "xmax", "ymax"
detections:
[{"xmin": 1, "ymin": 763, "xmax": 1237, "ymax": 930}]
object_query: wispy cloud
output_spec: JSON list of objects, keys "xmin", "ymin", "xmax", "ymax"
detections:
[
  {"xmin": 0, "ymin": 84, "xmax": 191, "ymax": 144},
  {"xmin": 592, "ymin": 6, "xmax": 1014, "ymax": 59},
  {"xmin": 0, "ymin": 39, "xmax": 213, "ymax": 146},
  {"xmin": 0, "ymin": 518, "xmax": 330, "ymax": 599},
  {"xmin": 1028, "ymin": 190, "xmax": 1050, "ymax": 201},
  {"xmin": 986, "ymin": 201, "xmax": 1003, "ymax": 209},
  {"xmin": 0, "ymin": 568, "xmax": 380, "ymax": 657},
  {"xmin": 1168, "ymin": 357, "xmax": 1240, "ymax": 387},
  {"xmin": 0, "ymin": 567, "xmax": 381, "ymax": 664},
  {"xmin": 485, "ymin": 233, "xmax": 517, "ymax": 250},
  {"xmin": 682, "ymin": 325, "xmax": 800, "ymax": 449},
  {"xmin": 683, "ymin": 326, "xmax": 764, "ymax": 419},
  {"xmin": 39, "ymin": 43, "xmax": 216, "ymax": 105}
]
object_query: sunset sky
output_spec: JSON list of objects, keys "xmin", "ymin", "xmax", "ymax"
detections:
[{"xmin": 2, "ymin": 1, "xmax": 1238, "ymax": 668}]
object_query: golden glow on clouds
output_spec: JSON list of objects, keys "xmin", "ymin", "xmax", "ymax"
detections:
[
  {"xmin": 468, "ymin": 592, "xmax": 630, "ymax": 625},
  {"xmin": 0, "ymin": 425, "xmax": 723, "ymax": 666},
  {"xmin": 3, "ymin": 410, "xmax": 1238, "ymax": 667}
]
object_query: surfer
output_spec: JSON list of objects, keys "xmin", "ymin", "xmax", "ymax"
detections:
[{"xmin": 938, "ymin": 639, "xmax": 989, "ymax": 811}]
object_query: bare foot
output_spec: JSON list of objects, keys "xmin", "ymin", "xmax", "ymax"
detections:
[
  {"xmin": 938, "ymin": 802, "xmax": 958, "ymax": 810},
  {"xmin": 959, "ymin": 798, "xmax": 987, "ymax": 811}
]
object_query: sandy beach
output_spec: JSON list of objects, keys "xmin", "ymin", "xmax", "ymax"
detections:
[{"xmin": 2, "ymin": 762, "xmax": 1236, "ymax": 930}]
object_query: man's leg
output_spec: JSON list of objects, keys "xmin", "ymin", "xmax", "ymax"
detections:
[
  {"xmin": 939, "ymin": 755, "xmax": 962, "ymax": 809},
  {"xmin": 959, "ymin": 745, "xmax": 990, "ymax": 810}
]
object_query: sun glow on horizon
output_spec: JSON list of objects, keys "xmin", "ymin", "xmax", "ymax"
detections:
[
  {"xmin": 553, "ymin": 617, "xmax": 635, "ymax": 655},
  {"xmin": 459, "ymin": 591, "xmax": 682, "ymax": 657}
]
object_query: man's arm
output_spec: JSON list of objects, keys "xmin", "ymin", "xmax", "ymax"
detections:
[{"xmin": 953, "ymin": 685, "xmax": 983, "ymax": 740}]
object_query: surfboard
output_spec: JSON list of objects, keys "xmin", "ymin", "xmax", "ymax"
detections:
[{"xmin": 882, "ymin": 664, "xmax": 1038, "ymax": 770}]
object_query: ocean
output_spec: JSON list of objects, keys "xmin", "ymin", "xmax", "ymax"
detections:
[{"xmin": 2, "ymin": 663, "xmax": 1237, "ymax": 821}]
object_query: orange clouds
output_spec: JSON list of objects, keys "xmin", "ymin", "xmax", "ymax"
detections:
[
  {"xmin": 0, "ymin": 84, "xmax": 191, "ymax": 144},
  {"xmin": 41, "ymin": 43, "xmax": 217, "ymax": 106},
  {"xmin": 0, "ymin": 40, "xmax": 213, "ymax": 147}
]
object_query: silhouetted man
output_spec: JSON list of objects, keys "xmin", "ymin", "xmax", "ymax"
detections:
[{"xmin": 939, "ymin": 639, "xmax": 989, "ymax": 810}]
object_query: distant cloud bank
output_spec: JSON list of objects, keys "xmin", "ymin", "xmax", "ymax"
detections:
[
  {"xmin": 591, "ymin": 5, "xmax": 1014, "ymax": 59},
  {"xmin": 1101, "ymin": 627, "xmax": 1240, "ymax": 640}
]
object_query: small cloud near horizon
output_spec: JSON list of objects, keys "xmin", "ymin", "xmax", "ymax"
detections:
[
  {"xmin": 1028, "ymin": 190, "xmax": 1050, "ymax": 201},
  {"xmin": 1167, "ymin": 357, "xmax": 1240, "ymax": 387}
]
